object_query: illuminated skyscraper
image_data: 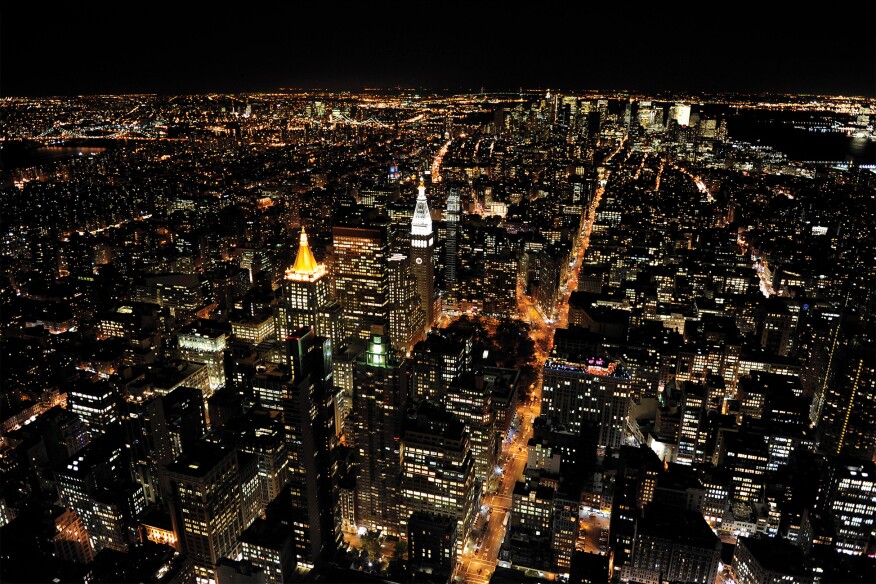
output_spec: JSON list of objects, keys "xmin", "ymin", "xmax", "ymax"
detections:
[
  {"xmin": 444, "ymin": 186, "xmax": 461, "ymax": 308},
  {"xmin": 165, "ymin": 443, "xmax": 243, "ymax": 584},
  {"xmin": 387, "ymin": 253, "xmax": 426, "ymax": 354},
  {"xmin": 670, "ymin": 103, "xmax": 692, "ymax": 127},
  {"xmin": 332, "ymin": 223, "xmax": 391, "ymax": 343},
  {"xmin": 284, "ymin": 327, "xmax": 339, "ymax": 567},
  {"xmin": 350, "ymin": 325, "xmax": 407, "ymax": 536},
  {"xmin": 542, "ymin": 354, "xmax": 636, "ymax": 454},
  {"xmin": 177, "ymin": 323, "xmax": 228, "ymax": 395},
  {"xmin": 400, "ymin": 402, "xmax": 476, "ymax": 555},
  {"xmin": 817, "ymin": 339, "xmax": 876, "ymax": 460},
  {"xmin": 275, "ymin": 228, "xmax": 343, "ymax": 350},
  {"xmin": 410, "ymin": 178, "xmax": 435, "ymax": 327},
  {"xmin": 445, "ymin": 371, "xmax": 498, "ymax": 483},
  {"xmin": 408, "ymin": 332, "xmax": 471, "ymax": 402},
  {"xmin": 819, "ymin": 459, "xmax": 876, "ymax": 555}
]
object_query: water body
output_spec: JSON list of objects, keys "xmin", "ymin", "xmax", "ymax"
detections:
[
  {"xmin": 1, "ymin": 141, "xmax": 110, "ymax": 172},
  {"xmin": 717, "ymin": 107, "xmax": 874, "ymax": 164}
]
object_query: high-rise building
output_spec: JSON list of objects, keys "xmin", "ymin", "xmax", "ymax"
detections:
[
  {"xmin": 399, "ymin": 402, "xmax": 476, "ymax": 553},
  {"xmin": 387, "ymin": 253, "xmax": 426, "ymax": 354},
  {"xmin": 445, "ymin": 371, "xmax": 498, "ymax": 484},
  {"xmin": 410, "ymin": 178, "xmax": 436, "ymax": 327},
  {"xmin": 622, "ymin": 503, "xmax": 721, "ymax": 584},
  {"xmin": 164, "ymin": 442, "xmax": 243, "ymax": 584},
  {"xmin": 177, "ymin": 322, "xmax": 228, "ymax": 395},
  {"xmin": 38, "ymin": 405, "xmax": 91, "ymax": 468},
  {"xmin": 408, "ymin": 332, "xmax": 471, "ymax": 402},
  {"xmin": 542, "ymin": 353, "xmax": 636, "ymax": 454},
  {"xmin": 163, "ymin": 386, "xmax": 208, "ymax": 457},
  {"xmin": 408, "ymin": 512, "xmax": 457, "ymax": 578},
  {"xmin": 124, "ymin": 395, "xmax": 173, "ymax": 504},
  {"xmin": 819, "ymin": 459, "xmax": 876, "ymax": 555},
  {"xmin": 817, "ymin": 339, "xmax": 876, "ymax": 461},
  {"xmin": 51, "ymin": 507, "xmax": 95, "ymax": 565},
  {"xmin": 284, "ymin": 327, "xmax": 339, "ymax": 567},
  {"xmin": 333, "ymin": 223, "xmax": 391, "ymax": 343},
  {"xmin": 69, "ymin": 381, "xmax": 120, "ymax": 438},
  {"xmin": 731, "ymin": 537, "xmax": 814, "ymax": 584},
  {"xmin": 239, "ymin": 518, "xmax": 296, "ymax": 584},
  {"xmin": 232, "ymin": 414, "xmax": 289, "ymax": 514},
  {"xmin": 670, "ymin": 103, "xmax": 691, "ymax": 128},
  {"xmin": 55, "ymin": 435, "xmax": 144, "ymax": 554},
  {"xmin": 444, "ymin": 186, "xmax": 462, "ymax": 308},
  {"xmin": 275, "ymin": 229, "xmax": 343, "ymax": 350},
  {"xmin": 717, "ymin": 431, "xmax": 768, "ymax": 503},
  {"xmin": 505, "ymin": 479, "xmax": 556, "ymax": 572},
  {"xmin": 677, "ymin": 382, "xmax": 708, "ymax": 465},
  {"xmin": 331, "ymin": 340, "xmax": 366, "ymax": 439},
  {"xmin": 350, "ymin": 325, "xmax": 407, "ymax": 536},
  {"xmin": 483, "ymin": 248, "xmax": 519, "ymax": 318}
]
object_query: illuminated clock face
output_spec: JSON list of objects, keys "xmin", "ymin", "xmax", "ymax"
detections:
[{"xmin": 415, "ymin": 257, "xmax": 423, "ymax": 265}]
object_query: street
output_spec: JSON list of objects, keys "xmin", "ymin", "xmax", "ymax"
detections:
[{"xmin": 454, "ymin": 142, "xmax": 619, "ymax": 582}]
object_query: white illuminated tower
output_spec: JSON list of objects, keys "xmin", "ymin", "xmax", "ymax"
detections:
[{"xmin": 410, "ymin": 178, "xmax": 435, "ymax": 327}]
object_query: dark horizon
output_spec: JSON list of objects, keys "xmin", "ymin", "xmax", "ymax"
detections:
[{"xmin": 3, "ymin": 2, "xmax": 875, "ymax": 98}]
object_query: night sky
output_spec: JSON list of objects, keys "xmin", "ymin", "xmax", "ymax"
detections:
[{"xmin": 3, "ymin": 2, "xmax": 874, "ymax": 97}]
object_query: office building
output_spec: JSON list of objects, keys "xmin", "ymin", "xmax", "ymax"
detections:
[
  {"xmin": 165, "ymin": 442, "xmax": 243, "ymax": 584},
  {"xmin": 350, "ymin": 325, "xmax": 406, "ymax": 536},
  {"xmin": 284, "ymin": 327, "xmax": 339, "ymax": 567},
  {"xmin": 400, "ymin": 402, "xmax": 476, "ymax": 553},
  {"xmin": 622, "ymin": 503, "xmax": 721, "ymax": 584},
  {"xmin": 408, "ymin": 331, "xmax": 471, "ymax": 402},
  {"xmin": 387, "ymin": 252, "xmax": 426, "ymax": 354},
  {"xmin": 275, "ymin": 228, "xmax": 343, "ymax": 350},
  {"xmin": 542, "ymin": 354, "xmax": 635, "ymax": 454},
  {"xmin": 333, "ymin": 223, "xmax": 391, "ymax": 343}
]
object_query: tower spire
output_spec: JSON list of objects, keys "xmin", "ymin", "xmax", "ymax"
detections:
[
  {"xmin": 411, "ymin": 178, "xmax": 432, "ymax": 236},
  {"xmin": 286, "ymin": 228, "xmax": 323, "ymax": 280}
]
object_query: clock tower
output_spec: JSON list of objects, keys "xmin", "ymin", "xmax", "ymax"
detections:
[{"xmin": 410, "ymin": 178, "xmax": 435, "ymax": 327}]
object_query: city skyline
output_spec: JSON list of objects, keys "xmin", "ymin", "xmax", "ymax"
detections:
[{"xmin": 1, "ymin": 18, "xmax": 875, "ymax": 584}]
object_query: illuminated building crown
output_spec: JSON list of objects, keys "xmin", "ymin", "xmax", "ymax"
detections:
[
  {"xmin": 285, "ymin": 228, "xmax": 326, "ymax": 281},
  {"xmin": 411, "ymin": 177, "xmax": 433, "ymax": 236}
]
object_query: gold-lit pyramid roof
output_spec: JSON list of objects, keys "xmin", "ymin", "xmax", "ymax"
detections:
[{"xmin": 286, "ymin": 228, "xmax": 325, "ymax": 281}]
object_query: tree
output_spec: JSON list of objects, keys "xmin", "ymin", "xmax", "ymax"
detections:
[{"xmin": 360, "ymin": 529, "xmax": 384, "ymax": 566}]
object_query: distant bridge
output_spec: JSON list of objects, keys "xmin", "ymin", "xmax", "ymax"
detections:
[
  {"xmin": 326, "ymin": 111, "xmax": 427, "ymax": 128},
  {"xmin": 35, "ymin": 123, "xmax": 162, "ymax": 140},
  {"xmin": 799, "ymin": 160, "xmax": 875, "ymax": 169}
]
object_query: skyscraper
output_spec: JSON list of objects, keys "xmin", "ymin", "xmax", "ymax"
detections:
[
  {"xmin": 542, "ymin": 354, "xmax": 636, "ymax": 454},
  {"xmin": 445, "ymin": 371, "xmax": 498, "ymax": 483},
  {"xmin": 275, "ymin": 228, "xmax": 343, "ymax": 350},
  {"xmin": 387, "ymin": 253, "xmax": 426, "ymax": 354},
  {"xmin": 410, "ymin": 178, "xmax": 435, "ymax": 328},
  {"xmin": 332, "ymin": 223, "xmax": 391, "ymax": 343},
  {"xmin": 819, "ymin": 459, "xmax": 876, "ymax": 555},
  {"xmin": 285, "ymin": 327, "xmax": 339, "ymax": 567},
  {"xmin": 408, "ymin": 332, "xmax": 471, "ymax": 402},
  {"xmin": 399, "ymin": 401, "xmax": 476, "ymax": 554},
  {"xmin": 350, "ymin": 325, "xmax": 407, "ymax": 536},
  {"xmin": 444, "ymin": 186, "xmax": 462, "ymax": 308},
  {"xmin": 164, "ymin": 442, "xmax": 243, "ymax": 584},
  {"xmin": 817, "ymin": 339, "xmax": 876, "ymax": 460}
]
